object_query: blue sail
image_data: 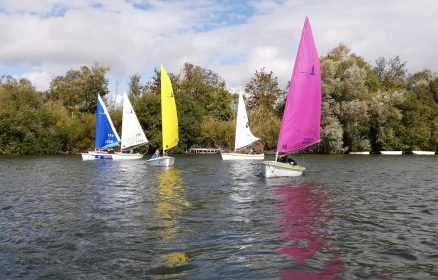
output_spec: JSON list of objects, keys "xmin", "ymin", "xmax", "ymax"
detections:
[{"xmin": 95, "ymin": 95, "xmax": 120, "ymax": 149}]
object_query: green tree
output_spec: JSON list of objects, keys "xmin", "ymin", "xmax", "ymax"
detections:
[
  {"xmin": 320, "ymin": 46, "xmax": 374, "ymax": 152},
  {"xmin": 174, "ymin": 91, "xmax": 204, "ymax": 152},
  {"xmin": 245, "ymin": 68, "xmax": 284, "ymax": 111},
  {"xmin": 200, "ymin": 117, "xmax": 234, "ymax": 149},
  {"xmin": 400, "ymin": 71, "xmax": 438, "ymax": 150},
  {"xmin": 374, "ymin": 56, "xmax": 407, "ymax": 90},
  {"xmin": 143, "ymin": 67, "xmax": 161, "ymax": 95},
  {"xmin": 47, "ymin": 64, "xmax": 110, "ymax": 113},
  {"xmin": 134, "ymin": 92, "xmax": 161, "ymax": 151},
  {"xmin": 177, "ymin": 63, "xmax": 233, "ymax": 121},
  {"xmin": 248, "ymin": 107, "xmax": 281, "ymax": 150},
  {"xmin": 128, "ymin": 73, "xmax": 143, "ymax": 99},
  {"xmin": 49, "ymin": 101, "xmax": 95, "ymax": 153},
  {"xmin": 368, "ymin": 90, "xmax": 405, "ymax": 150},
  {"xmin": 0, "ymin": 77, "xmax": 61, "ymax": 154},
  {"xmin": 430, "ymin": 76, "xmax": 438, "ymax": 102},
  {"xmin": 319, "ymin": 114, "xmax": 344, "ymax": 153}
]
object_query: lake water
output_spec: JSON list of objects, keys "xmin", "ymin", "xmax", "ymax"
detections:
[{"xmin": 0, "ymin": 154, "xmax": 437, "ymax": 279}]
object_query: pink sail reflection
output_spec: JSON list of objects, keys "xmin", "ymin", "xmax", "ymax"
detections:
[{"xmin": 276, "ymin": 184, "xmax": 344, "ymax": 279}]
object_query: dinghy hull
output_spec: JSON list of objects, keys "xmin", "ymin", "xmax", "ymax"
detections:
[
  {"xmin": 81, "ymin": 152, "xmax": 113, "ymax": 160},
  {"xmin": 261, "ymin": 161, "xmax": 305, "ymax": 177},
  {"xmin": 221, "ymin": 153, "xmax": 264, "ymax": 160},
  {"xmin": 380, "ymin": 151, "xmax": 402, "ymax": 155},
  {"xmin": 112, "ymin": 153, "xmax": 144, "ymax": 160},
  {"xmin": 412, "ymin": 151, "xmax": 435, "ymax": 155},
  {"xmin": 147, "ymin": 156, "xmax": 175, "ymax": 167}
]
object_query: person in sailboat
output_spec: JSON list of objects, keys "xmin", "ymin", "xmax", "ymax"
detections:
[
  {"xmin": 278, "ymin": 154, "xmax": 297, "ymax": 166},
  {"xmin": 151, "ymin": 149, "xmax": 160, "ymax": 159},
  {"xmin": 248, "ymin": 148, "xmax": 256, "ymax": 155}
]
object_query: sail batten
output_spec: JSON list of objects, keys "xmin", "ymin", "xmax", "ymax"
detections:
[
  {"xmin": 161, "ymin": 65, "xmax": 179, "ymax": 151},
  {"xmin": 276, "ymin": 17, "xmax": 321, "ymax": 153},
  {"xmin": 234, "ymin": 92, "xmax": 260, "ymax": 151},
  {"xmin": 120, "ymin": 92, "xmax": 148, "ymax": 150},
  {"xmin": 95, "ymin": 94, "xmax": 120, "ymax": 150}
]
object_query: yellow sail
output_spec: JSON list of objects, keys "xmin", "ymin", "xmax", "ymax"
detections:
[{"xmin": 161, "ymin": 65, "xmax": 179, "ymax": 151}]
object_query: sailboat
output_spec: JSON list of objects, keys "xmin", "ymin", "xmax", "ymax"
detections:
[
  {"xmin": 147, "ymin": 65, "xmax": 179, "ymax": 167},
  {"xmin": 261, "ymin": 17, "xmax": 321, "ymax": 177},
  {"xmin": 221, "ymin": 92, "xmax": 264, "ymax": 160},
  {"xmin": 112, "ymin": 92, "xmax": 148, "ymax": 160},
  {"xmin": 81, "ymin": 94, "xmax": 121, "ymax": 160}
]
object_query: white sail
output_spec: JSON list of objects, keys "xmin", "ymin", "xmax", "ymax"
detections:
[
  {"xmin": 234, "ymin": 93, "xmax": 260, "ymax": 151},
  {"xmin": 121, "ymin": 92, "xmax": 148, "ymax": 150}
]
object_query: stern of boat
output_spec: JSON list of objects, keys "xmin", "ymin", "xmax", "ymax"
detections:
[
  {"xmin": 112, "ymin": 153, "xmax": 144, "ymax": 160},
  {"xmin": 81, "ymin": 153, "xmax": 95, "ymax": 160},
  {"xmin": 261, "ymin": 161, "xmax": 305, "ymax": 177},
  {"xmin": 82, "ymin": 152, "xmax": 113, "ymax": 160},
  {"xmin": 147, "ymin": 156, "xmax": 175, "ymax": 167}
]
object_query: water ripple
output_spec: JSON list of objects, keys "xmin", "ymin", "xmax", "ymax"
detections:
[{"xmin": 1, "ymin": 155, "xmax": 438, "ymax": 279}]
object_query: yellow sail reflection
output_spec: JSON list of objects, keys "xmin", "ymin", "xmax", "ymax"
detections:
[
  {"xmin": 154, "ymin": 168, "xmax": 190, "ymax": 267},
  {"xmin": 159, "ymin": 252, "xmax": 188, "ymax": 267},
  {"xmin": 161, "ymin": 65, "xmax": 179, "ymax": 152}
]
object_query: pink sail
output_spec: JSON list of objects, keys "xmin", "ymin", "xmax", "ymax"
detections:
[{"xmin": 277, "ymin": 17, "xmax": 321, "ymax": 153}]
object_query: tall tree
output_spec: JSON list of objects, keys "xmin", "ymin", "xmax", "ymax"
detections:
[
  {"xmin": 374, "ymin": 56, "xmax": 407, "ymax": 90},
  {"xmin": 320, "ymin": 48, "xmax": 374, "ymax": 152},
  {"xmin": 0, "ymin": 77, "xmax": 61, "ymax": 154},
  {"xmin": 326, "ymin": 43, "xmax": 351, "ymax": 59},
  {"xmin": 368, "ymin": 90, "xmax": 405, "ymax": 150},
  {"xmin": 176, "ymin": 63, "xmax": 233, "ymax": 121},
  {"xmin": 48, "ymin": 64, "xmax": 110, "ymax": 113},
  {"xmin": 143, "ymin": 67, "xmax": 161, "ymax": 95},
  {"xmin": 128, "ymin": 73, "xmax": 143, "ymax": 99},
  {"xmin": 245, "ymin": 68, "xmax": 284, "ymax": 111}
]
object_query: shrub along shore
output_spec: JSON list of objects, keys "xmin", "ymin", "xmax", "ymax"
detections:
[{"xmin": 1, "ymin": 44, "xmax": 438, "ymax": 155}]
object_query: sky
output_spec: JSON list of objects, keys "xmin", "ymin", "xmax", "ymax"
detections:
[{"xmin": 1, "ymin": 0, "xmax": 437, "ymax": 96}]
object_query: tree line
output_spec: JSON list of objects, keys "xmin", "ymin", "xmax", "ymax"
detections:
[{"xmin": 1, "ymin": 44, "xmax": 438, "ymax": 155}]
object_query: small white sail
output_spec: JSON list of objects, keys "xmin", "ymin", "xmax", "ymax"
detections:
[
  {"xmin": 234, "ymin": 93, "xmax": 260, "ymax": 151},
  {"xmin": 121, "ymin": 92, "xmax": 148, "ymax": 150}
]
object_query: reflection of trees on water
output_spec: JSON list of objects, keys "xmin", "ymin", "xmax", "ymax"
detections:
[
  {"xmin": 276, "ymin": 184, "xmax": 345, "ymax": 279},
  {"xmin": 154, "ymin": 168, "xmax": 191, "ymax": 267}
]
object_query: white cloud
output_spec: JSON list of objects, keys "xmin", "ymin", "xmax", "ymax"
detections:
[
  {"xmin": 0, "ymin": 0, "xmax": 437, "ymax": 92},
  {"xmin": 22, "ymin": 70, "xmax": 52, "ymax": 90}
]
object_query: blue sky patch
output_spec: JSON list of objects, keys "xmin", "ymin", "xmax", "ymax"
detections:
[
  {"xmin": 193, "ymin": 0, "xmax": 255, "ymax": 32},
  {"xmin": 219, "ymin": 53, "xmax": 246, "ymax": 66},
  {"xmin": 0, "ymin": 63, "xmax": 33, "ymax": 77},
  {"xmin": 90, "ymin": 3, "xmax": 105, "ymax": 10},
  {"xmin": 131, "ymin": 1, "xmax": 152, "ymax": 11},
  {"xmin": 47, "ymin": 4, "xmax": 69, "ymax": 17}
]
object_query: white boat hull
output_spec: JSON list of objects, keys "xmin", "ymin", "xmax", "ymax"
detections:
[
  {"xmin": 380, "ymin": 151, "xmax": 402, "ymax": 155},
  {"xmin": 112, "ymin": 152, "xmax": 144, "ymax": 160},
  {"xmin": 412, "ymin": 151, "xmax": 435, "ymax": 155},
  {"xmin": 261, "ymin": 161, "xmax": 305, "ymax": 177},
  {"xmin": 147, "ymin": 156, "xmax": 175, "ymax": 167},
  {"xmin": 81, "ymin": 152, "xmax": 113, "ymax": 160},
  {"xmin": 221, "ymin": 153, "xmax": 264, "ymax": 160},
  {"xmin": 349, "ymin": 151, "xmax": 370, "ymax": 155}
]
